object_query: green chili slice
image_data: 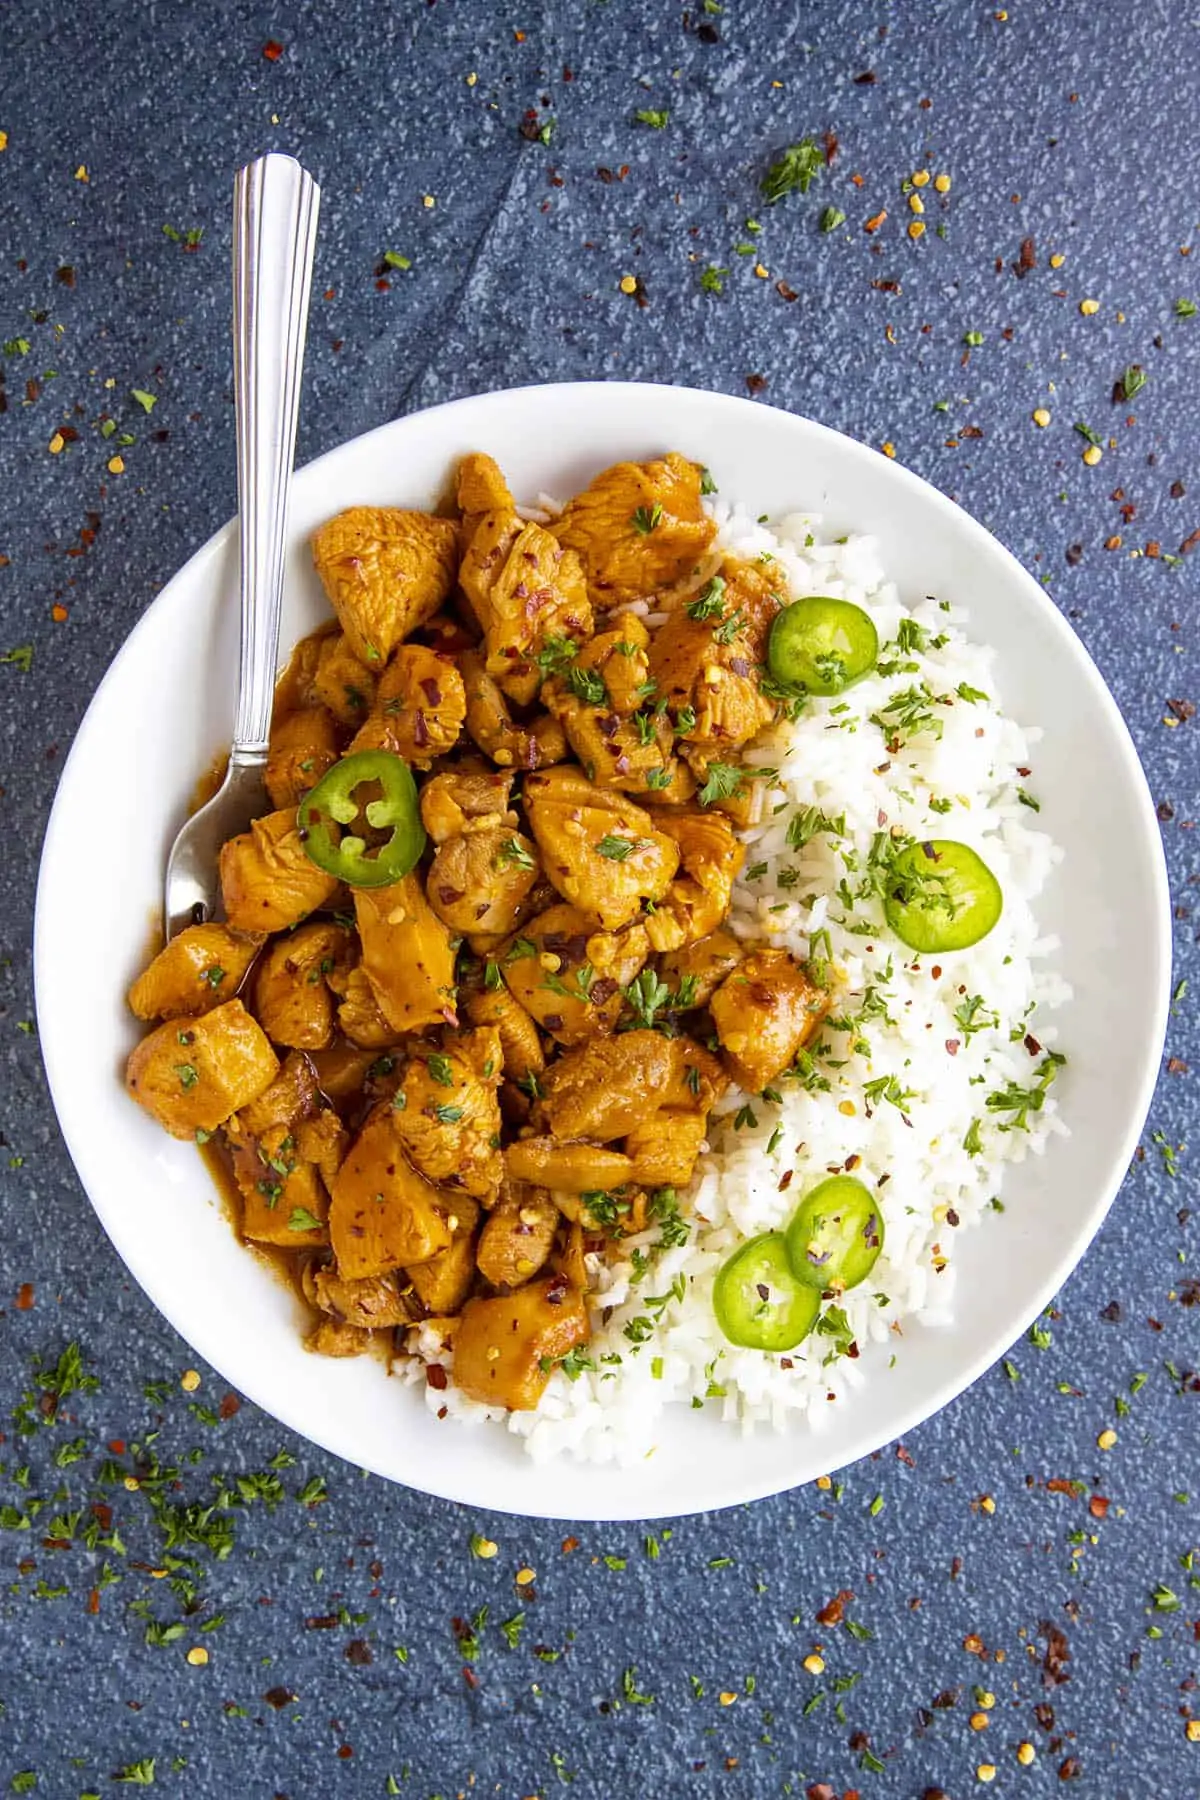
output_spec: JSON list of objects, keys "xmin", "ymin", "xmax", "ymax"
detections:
[
  {"xmin": 767, "ymin": 595, "xmax": 879, "ymax": 696},
  {"xmin": 712, "ymin": 1231, "xmax": 821, "ymax": 1351},
  {"xmin": 884, "ymin": 838, "xmax": 1002, "ymax": 953},
  {"xmin": 298, "ymin": 749, "xmax": 425, "ymax": 888},
  {"xmin": 785, "ymin": 1175, "xmax": 884, "ymax": 1293}
]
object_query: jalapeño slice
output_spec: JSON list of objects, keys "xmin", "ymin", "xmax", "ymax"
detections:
[
  {"xmin": 785, "ymin": 1175, "xmax": 884, "ymax": 1293},
  {"xmin": 767, "ymin": 596, "xmax": 879, "ymax": 696},
  {"xmin": 298, "ymin": 749, "xmax": 425, "ymax": 888},
  {"xmin": 712, "ymin": 1231, "xmax": 821, "ymax": 1352},
  {"xmin": 884, "ymin": 838, "xmax": 1002, "ymax": 953}
]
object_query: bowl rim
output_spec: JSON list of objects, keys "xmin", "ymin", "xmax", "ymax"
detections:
[{"xmin": 34, "ymin": 380, "xmax": 1174, "ymax": 1519}]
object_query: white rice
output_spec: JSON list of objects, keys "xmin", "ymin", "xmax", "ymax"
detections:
[{"xmin": 403, "ymin": 498, "xmax": 1070, "ymax": 1464}]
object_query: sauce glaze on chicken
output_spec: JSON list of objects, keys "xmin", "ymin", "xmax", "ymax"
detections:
[{"xmin": 125, "ymin": 453, "xmax": 829, "ymax": 1411}]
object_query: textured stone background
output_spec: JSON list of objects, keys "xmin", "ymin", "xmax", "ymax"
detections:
[{"xmin": 1, "ymin": 1, "xmax": 1198, "ymax": 1795}]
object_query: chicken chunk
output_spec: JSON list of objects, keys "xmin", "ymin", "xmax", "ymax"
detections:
[
  {"xmin": 523, "ymin": 768, "xmax": 679, "ymax": 930},
  {"xmin": 311, "ymin": 506, "xmax": 459, "ymax": 668},
  {"xmin": 405, "ymin": 1196, "xmax": 480, "ymax": 1315},
  {"xmin": 334, "ymin": 966, "xmax": 404, "ymax": 1049},
  {"xmin": 456, "ymin": 450, "xmax": 513, "ymax": 519},
  {"xmin": 504, "ymin": 1137, "xmax": 636, "ymax": 1192},
  {"xmin": 657, "ymin": 925, "xmax": 744, "ymax": 1008},
  {"xmin": 311, "ymin": 631, "xmax": 377, "ymax": 728},
  {"xmin": 303, "ymin": 1261, "xmax": 411, "ymax": 1329},
  {"xmin": 460, "ymin": 651, "xmax": 569, "ymax": 771},
  {"xmin": 536, "ymin": 1029, "xmax": 725, "ymax": 1141},
  {"xmin": 225, "ymin": 1051, "xmax": 344, "ymax": 1247},
  {"xmin": 329, "ymin": 1109, "xmax": 453, "ymax": 1280},
  {"xmin": 354, "ymin": 876, "xmax": 458, "ymax": 1035},
  {"xmin": 420, "ymin": 766, "xmax": 516, "ymax": 844},
  {"xmin": 550, "ymin": 453, "xmax": 716, "ymax": 608},
  {"xmin": 540, "ymin": 623, "xmax": 692, "ymax": 800},
  {"xmin": 390, "ymin": 1030, "xmax": 504, "ymax": 1202},
  {"xmin": 641, "ymin": 807, "xmax": 745, "ymax": 953},
  {"xmin": 348, "ymin": 644, "xmax": 466, "ymax": 768},
  {"xmin": 306, "ymin": 1319, "xmax": 374, "ymax": 1358},
  {"xmin": 452, "ymin": 1275, "xmax": 589, "ymax": 1410},
  {"xmin": 426, "ymin": 825, "xmax": 541, "ymax": 946},
  {"xmin": 219, "ymin": 808, "xmax": 340, "ymax": 934},
  {"xmin": 577, "ymin": 613, "xmax": 653, "ymax": 714},
  {"xmin": 476, "ymin": 1187, "xmax": 559, "ymax": 1289},
  {"xmin": 625, "ymin": 1110, "xmax": 708, "ymax": 1187},
  {"xmin": 499, "ymin": 903, "xmax": 649, "ymax": 1046},
  {"xmin": 232, "ymin": 1118, "xmax": 331, "ymax": 1248},
  {"xmin": 126, "ymin": 1000, "xmax": 278, "ymax": 1140},
  {"xmin": 251, "ymin": 919, "xmax": 353, "ymax": 1051},
  {"xmin": 457, "ymin": 458, "xmax": 593, "ymax": 705},
  {"xmin": 127, "ymin": 924, "xmax": 262, "ymax": 1022},
  {"xmin": 710, "ymin": 948, "xmax": 830, "ymax": 1092},
  {"xmin": 265, "ymin": 706, "xmax": 341, "ymax": 809},
  {"xmin": 461, "ymin": 983, "xmax": 545, "ymax": 1088},
  {"xmin": 307, "ymin": 1041, "xmax": 381, "ymax": 1102},
  {"xmin": 228, "ymin": 1046, "xmax": 322, "ymax": 1140},
  {"xmin": 648, "ymin": 561, "xmax": 779, "ymax": 765}
]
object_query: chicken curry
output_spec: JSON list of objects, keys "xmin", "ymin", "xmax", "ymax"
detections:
[{"xmin": 124, "ymin": 451, "xmax": 830, "ymax": 1413}]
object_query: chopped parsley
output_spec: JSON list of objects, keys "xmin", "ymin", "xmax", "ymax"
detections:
[
  {"xmin": 761, "ymin": 137, "xmax": 823, "ymax": 203},
  {"xmin": 634, "ymin": 108, "xmax": 669, "ymax": 129},
  {"xmin": 567, "ymin": 663, "xmax": 608, "ymax": 706},
  {"xmin": 986, "ymin": 1051, "xmax": 1065, "ymax": 1131},
  {"xmin": 687, "ymin": 576, "xmax": 727, "ymax": 621},
  {"xmin": 697, "ymin": 762, "xmax": 745, "ymax": 807},
  {"xmin": 496, "ymin": 836, "xmax": 535, "ymax": 871},
  {"xmin": 425, "ymin": 1052, "xmax": 455, "ymax": 1087},
  {"xmin": 595, "ymin": 834, "xmax": 647, "ymax": 861},
  {"xmin": 631, "ymin": 503, "xmax": 663, "ymax": 535}
]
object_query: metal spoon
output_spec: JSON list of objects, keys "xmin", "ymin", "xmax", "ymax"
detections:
[{"xmin": 163, "ymin": 152, "xmax": 320, "ymax": 940}]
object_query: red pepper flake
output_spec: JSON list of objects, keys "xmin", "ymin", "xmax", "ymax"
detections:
[
  {"xmin": 218, "ymin": 1391, "xmax": 241, "ymax": 1420},
  {"xmin": 336, "ymin": 1744, "xmax": 354, "ymax": 1759},
  {"xmin": 1058, "ymin": 1757, "xmax": 1082, "ymax": 1780},
  {"xmin": 1179, "ymin": 526, "xmax": 1200, "ymax": 555},
  {"xmin": 344, "ymin": 1639, "xmax": 373, "ymax": 1665},
  {"xmin": 1014, "ymin": 236, "xmax": 1037, "ymax": 277},
  {"xmin": 262, "ymin": 39, "xmax": 284, "ymax": 60},
  {"xmin": 896, "ymin": 1442, "xmax": 915, "ymax": 1466},
  {"xmin": 864, "ymin": 209, "xmax": 887, "ymax": 233},
  {"xmin": 1168, "ymin": 1057, "xmax": 1190, "ymax": 1075},
  {"xmin": 776, "ymin": 280, "xmax": 798, "ymax": 302},
  {"xmin": 822, "ymin": 129, "xmax": 839, "ymax": 164},
  {"xmin": 945, "ymin": 1039, "xmax": 959, "ymax": 1055},
  {"xmin": 426, "ymin": 1364, "xmax": 448, "ymax": 1390},
  {"xmin": 303, "ymin": 1614, "xmax": 340, "ymax": 1630},
  {"xmin": 745, "ymin": 373, "xmax": 768, "ymax": 396},
  {"xmin": 816, "ymin": 1587, "xmax": 855, "ymax": 1627},
  {"xmin": 1039, "ymin": 1618, "xmax": 1072, "ymax": 1686},
  {"xmin": 1167, "ymin": 698, "xmax": 1196, "ymax": 721},
  {"xmin": 561, "ymin": 1535, "xmax": 580, "ymax": 1554},
  {"xmin": 15, "ymin": 1282, "xmax": 33, "ymax": 1310},
  {"xmin": 107, "ymin": 1439, "xmax": 125, "ymax": 1455},
  {"xmin": 462, "ymin": 1666, "xmax": 479, "ymax": 1689},
  {"xmin": 853, "ymin": 69, "xmax": 877, "ymax": 83},
  {"xmin": 87, "ymin": 1586, "xmax": 101, "ymax": 1614},
  {"xmin": 1088, "ymin": 1494, "xmax": 1110, "ymax": 1519}
]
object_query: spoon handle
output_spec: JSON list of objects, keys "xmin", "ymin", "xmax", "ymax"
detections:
[{"xmin": 230, "ymin": 153, "xmax": 321, "ymax": 759}]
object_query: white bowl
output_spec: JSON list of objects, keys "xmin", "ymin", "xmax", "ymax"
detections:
[{"xmin": 35, "ymin": 383, "xmax": 1171, "ymax": 1520}]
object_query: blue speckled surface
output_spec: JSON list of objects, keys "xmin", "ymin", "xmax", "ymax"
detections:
[{"xmin": 1, "ymin": 2, "xmax": 1198, "ymax": 1794}]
